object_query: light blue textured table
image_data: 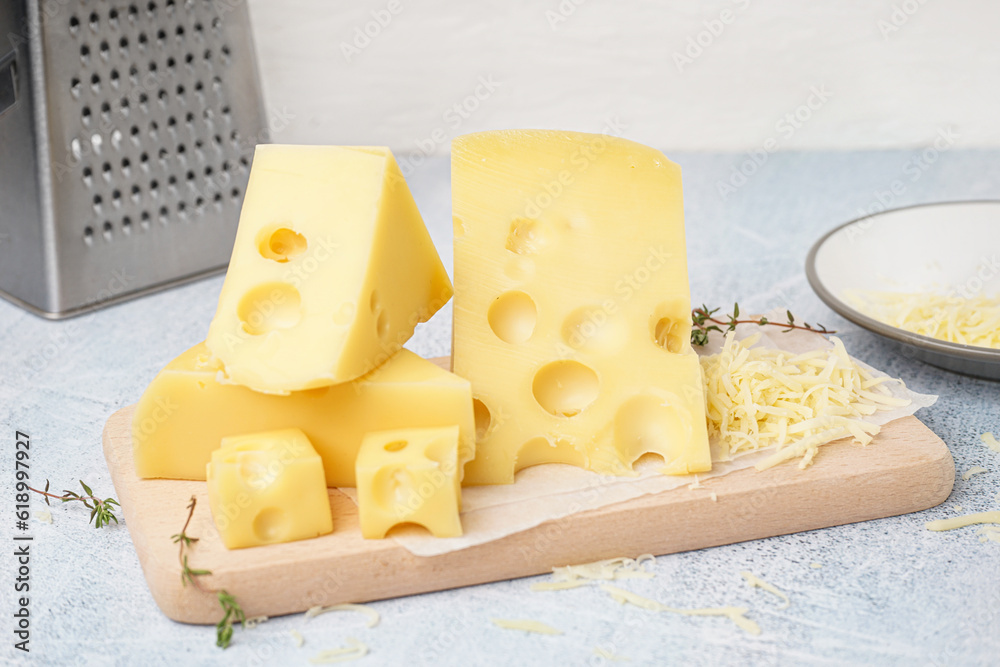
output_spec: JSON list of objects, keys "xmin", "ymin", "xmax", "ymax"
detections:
[{"xmin": 2, "ymin": 150, "xmax": 999, "ymax": 666}]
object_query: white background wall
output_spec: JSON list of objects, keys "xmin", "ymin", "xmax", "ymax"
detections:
[{"xmin": 248, "ymin": 0, "xmax": 1000, "ymax": 154}]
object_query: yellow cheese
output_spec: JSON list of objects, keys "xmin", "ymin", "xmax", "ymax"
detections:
[
  {"xmin": 206, "ymin": 428, "xmax": 332, "ymax": 549},
  {"xmin": 490, "ymin": 618, "xmax": 563, "ymax": 635},
  {"xmin": 355, "ymin": 426, "xmax": 462, "ymax": 539},
  {"xmin": 452, "ymin": 130, "xmax": 710, "ymax": 484},
  {"xmin": 598, "ymin": 583, "xmax": 761, "ymax": 635},
  {"xmin": 132, "ymin": 343, "xmax": 475, "ymax": 487},
  {"xmin": 206, "ymin": 144, "xmax": 453, "ymax": 393},
  {"xmin": 846, "ymin": 291, "xmax": 1000, "ymax": 349}
]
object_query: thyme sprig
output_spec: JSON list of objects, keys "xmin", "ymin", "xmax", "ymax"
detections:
[
  {"xmin": 172, "ymin": 495, "xmax": 246, "ymax": 649},
  {"xmin": 29, "ymin": 480, "xmax": 120, "ymax": 528},
  {"xmin": 691, "ymin": 303, "xmax": 834, "ymax": 346}
]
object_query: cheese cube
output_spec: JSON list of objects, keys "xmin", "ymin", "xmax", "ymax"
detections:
[
  {"xmin": 131, "ymin": 343, "xmax": 475, "ymax": 487},
  {"xmin": 452, "ymin": 130, "xmax": 711, "ymax": 484},
  {"xmin": 207, "ymin": 428, "xmax": 333, "ymax": 549},
  {"xmin": 206, "ymin": 145, "xmax": 453, "ymax": 393},
  {"xmin": 355, "ymin": 426, "xmax": 462, "ymax": 539}
]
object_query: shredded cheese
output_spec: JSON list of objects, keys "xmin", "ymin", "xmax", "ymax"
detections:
[
  {"xmin": 700, "ymin": 333, "xmax": 907, "ymax": 470},
  {"xmin": 593, "ymin": 646, "xmax": 630, "ymax": 661},
  {"xmin": 305, "ymin": 603, "xmax": 379, "ymax": 628},
  {"xmin": 243, "ymin": 615, "xmax": 268, "ymax": 629},
  {"xmin": 982, "ymin": 432, "xmax": 1000, "ymax": 454},
  {"xmin": 490, "ymin": 618, "xmax": 563, "ymax": 635},
  {"xmin": 925, "ymin": 511, "xmax": 1000, "ymax": 531},
  {"xmin": 291, "ymin": 629, "xmax": 305, "ymax": 648},
  {"xmin": 962, "ymin": 466, "xmax": 988, "ymax": 481},
  {"xmin": 34, "ymin": 510, "xmax": 52, "ymax": 524},
  {"xmin": 977, "ymin": 527, "xmax": 1000, "ymax": 544},
  {"xmin": 740, "ymin": 572, "xmax": 790, "ymax": 609},
  {"xmin": 308, "ymin": 638, "xmax": 368, "ymax": 664},
  {"xmin": 598, "ymin": 584, "xmax": 760, "ymax": 635},
  {"xmin": 549, "ymin": 555, "xmax": 655, "ymax": 584},
  {"xmin": 809, "ymin": 562, "xmax": 822, "ymax": 569},
  {"xmin": 847, "ymin": 291, "xmax": 1000, "ymax": 349}
]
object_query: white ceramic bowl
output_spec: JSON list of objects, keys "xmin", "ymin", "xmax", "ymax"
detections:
[{"xmin": 806, "ymin": 201, "xmax": 1000, "ymax": 381}]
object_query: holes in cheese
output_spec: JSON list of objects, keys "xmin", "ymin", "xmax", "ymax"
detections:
[
  {"xmin": 237, "ymin": 282, "xmax": 302, "ymax": 335},
  {"xmin": 472, "ymin": 398, "xmax": 492, "ymax": 441},
  {"xmin": 532, "ymin": 360, "xmax": 600, "ymax": 418},
  {"xmin": 613, "ymin": 394, "xmax": 690, "ymax": 467},
  {"xmin": 256, "ymin": 225, "xmax": 307, "ymax": 263},
  {"xmin": 206, "ymin": 144, "xmax": 453, "ymax": 392},
  {"xmin": 453, "ymin": 129, "xmax": 711, "ymax": 484},
  {"xmin": 207, "ymin": 428, "xmax": 332, "ymax": 549},
  {"xmin": 356, "ymin": 426, "xmax": 463, "ymax": 539},
  {"xmin": 488, "ymin": 291, "xmax": 538, "ymax": 344}
]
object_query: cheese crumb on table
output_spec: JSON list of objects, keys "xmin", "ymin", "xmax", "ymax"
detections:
[
  {"xmin": 308, "ymin": 638, "xmax": 368, "ymax": 664},
  {"xmin": 34, "ymin": 510, "xmax": 52, "ymax": 524},
  {"xmin": 290, "ymin": 630, "xmax": 305, "ymax": 648},
  {"xmin": 305, "ymin": 603, "xmax": 379, "ymax": 628},
  {"xmin": 962, "ymin": 466, "xmax": 989, "ymax": 481},
  {"xmin": 925, "ymin": 511, "xmax": 1000, "ymax": 531},
  {"xmin": 243, "ymin": 616, "xmax": 268, "ymax": 629},
  {"xmin": 598, "ymin": 584, "xmax": 761, "ymax": 635},
  {"xmin": 809, "ymin": 563, "xmax": 823, "ymax": 569},
  {"xmin": 846, "ymin": 291, "xmax": 1000, "ymax": 349},
  {"xmin": 593, "ymin": 646, "xmax": 630, "ymax": 661},
  {"xmin": 490, "ymin": 618, "xmax": 563, "ymax": 635},
  {"xmin": 700, "ymin": 332, "xmax": 908, "ymax": 470},
  {"xmin": 982, "ymin": 432, "xmax": 1000, "ymax": 454},
  {"xmin": 740, "ymin": 571, "xmax": 791, "ymax": 609}
]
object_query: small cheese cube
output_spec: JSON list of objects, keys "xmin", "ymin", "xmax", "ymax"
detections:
[
  {"xmin": 206, "ymin": 428, "xmax": 333, "ymax": 549},
  {"xmin": 206, "ymin": 144, "xmax": 453, "ymax": 393},
  {"xmin": 132, "ymin": 343, "xmax": 475, "ymax": 487},
  {"xmin": 452, "ymin": 130, "xmax": 711, "ymax": 484},
  {"xmin": 356, "ymin": 426, "xmax": 462, "ymax": 539}
]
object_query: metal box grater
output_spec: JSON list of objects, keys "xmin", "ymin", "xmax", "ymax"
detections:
[{"xmin": 0, "ymin": 0, "xmax": 269, "ymax": 318}]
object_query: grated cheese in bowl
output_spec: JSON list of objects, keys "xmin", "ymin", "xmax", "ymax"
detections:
[
  {"xmin": 700, "ymin": 332, "xmax": 911, "ymax": 470},
  {"xmin": 846, "ymin": 291, "xmax": 1000, "ymax": 349}
]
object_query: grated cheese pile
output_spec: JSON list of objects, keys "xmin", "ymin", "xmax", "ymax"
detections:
[
  {"xmin": 701, "ymin": 332, "xmax": 910, "ymax": 470},
  {"xmin": 847, "ymin": 291, "xmax": 1000, "ymax": 349}
]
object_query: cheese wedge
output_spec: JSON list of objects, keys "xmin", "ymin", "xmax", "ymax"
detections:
[
  {"xmin": 207, "ymin": 428, "xmax": 333, "ymax": 549},
  {"xmin": 206, "ymin": 144, "xmax": 453, "ymax": 393},
  {"xmin": 132, "ymin": 343, "xmax": 474, "ymax": 486},
  {"xmin": 452, "ymin": 130, "xmax": 710, "ymax": 484},
  {"xmin": 356, "ymin": 426, "xmax": 463, "ymax": 539}
]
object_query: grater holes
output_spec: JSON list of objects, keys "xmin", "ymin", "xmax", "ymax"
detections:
[
  {"xmin": 158, "ymin": 206, "xmax": 169, "ymax": 223},
  {"xmin": 138, "ymin": 92, "xmax": 148, "ymax": 109},
  {"xmin": 166, "ymin": 56, "xmax": 176, "ymax": 71},
  {"xmin": 119, "ymin": 36, "xmax": 129, "ymax": 55},
  {"xmin": 122, "ymin": 156, "xmax": 132, "ymax": 174},
  {"xmin": 99, "ymin": 40, "xmax": 110, "ymax": 60},
  {"xmin": 195, "ymin": 196, "xmax": 205, "ymax": 213},
  {"xmin": 120, "ymin": 97, "xmax": 131, "ymax": 117},
  {"xmin": 212, "ymin": 17, "xmax": 222, "ymax": 31},
  {"xmin": 167, "ymin": 174, "xmax": 177, "ymax": 189},
  {"xmin": 93, "ymin": 194, "xmax": 103, "ymax": 212},
  {"xmin": 102, "ymin": 162, "xmax": 112, "ymax": 180},
  {"xmin": 80, "ymin": 44, "xmax": 91, "ymax": 64},
  {"xmin": 156, "ymin": 28, "xmax": 167, "ymax": 45},
  {"xmin": 81, "ymin": 106, "xmax": 92, "ymax": 124},
  {"xmin": 112, "ymin": 189, "xmax": 122, "ymax": 207},
  {"xmin": 185, "ymin": 111, "xmax": 195, "ymax": 125},
  {"xmin": 194, "ymin": 22, "xmax": 203, "ymax": 35},
  {"xmin": 103, "ymin": 221, "xmax": 113, "ymax": 240},
  {"xmin": 176, "ymin": 25, "xmax": 185, "ymax": 39},
  {"xmin": 203, "ymin": 48, "xmax": 212, "ymax": 61},
  {"xmin": 140, "ymin": 151, "xmax": 149, "ymax": 166},
  {"xmin": 110, "ymin": 69, "xmax": 120, "ymax": 89},
  {"xmin": 131, "ymin": 184, "xmax": 142, "ymax": 203},
  {"xmin": 167, "ymin": 116, "xmax": 177, "ymax": 130},
  {"xmin": 89, "ymin": 12, "xmax": 100, "ymax": 32},
  {"xmin": 122, "ymin": 216, "xmax": 133, "ymax": 234},
  {"xmin": 231, "ymin": 187, "xmax": 240, "ymax": 200},
  {"xmin": 157, "ymin": 89, "xmax": 167, "ymax": 104},
  {"xmin": 140, "ymin": 211, "xmax": 151, "ymax": 229},
  {"xmin": 185, "ymin": 169, "xmax": 195, "ymax": 183},
  {"xmin": 211, "ymin": 75, "xmax": 222, "ymax": 92},
  {"xmin": 177, "ymin": 142, "xmax": 186, "ymax": 157},
  {"xmin": 129, "ymin": 65, "xmax": 139, "ymax": 83},
  {"xmin": 128, "ymin": 4, "xmax": 139, "ymax": 21},
  {"xmin": 149, "ymin": 179, "xmax": 159, "ymax": 195},
  {"xmin": 159, "ymin": 147, "xmax": 169, "ymax": 163},
  {"xmin": 82, "ymin": 166, "xmax": 93, "ymax": 186},
  {"xmin": 69, "ymin": 15, "xmax": 80, "ymax": 34},
  {"xmin": 71, "ymin": 77, "xmax": 82, "ymax": 97},
  {"xmin": 138, "ymin": 32, "xmax": 148, "ymax": 48},
  {"xmin": 176, "ymin": 84, "xmax": 186, "ymax": 99},
  {"xmin": 177, "ymin": 201, "xmax": 187, "ymax": 217},
  {"xmin": 108, "ymin": 8, "xmax": 120, "ymax": 29},
  {"xmin": 220, "ymin": 45, "xmax": 231, "ymax": 63},
  {"xmin": 185, "ymin": 52, "xmax": 195, "ymax": 67},
  {"xmin": 147, "ymin": 2, "xmax": 159, "ymax": 17},
  {"xmin": 84, "ymin": 226, "xmax": 95, "ymax": 244},
  {"xmin": 90, "ymin": 73, "xmax": 101, "ymax": 93},
  {"xmin": 111, "ymin": 129, "xmax": 123, "ymax": 151},
  {"xmin": 100, "ymin": 101, "xmax": 111, "ymax": 122},
  {"xmin": 130, "ymin": 125, "xmax": 140, "ymax": 142}
]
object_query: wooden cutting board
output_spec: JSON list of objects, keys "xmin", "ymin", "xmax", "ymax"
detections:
[{"xmin": 102, "ymin": 359, "xmax": 953, "ymax": 625}]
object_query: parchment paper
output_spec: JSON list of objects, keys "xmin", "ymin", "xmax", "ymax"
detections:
[{"xmin": 341, "ymin": 316, "xmax": 937, "ymax": 557}]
